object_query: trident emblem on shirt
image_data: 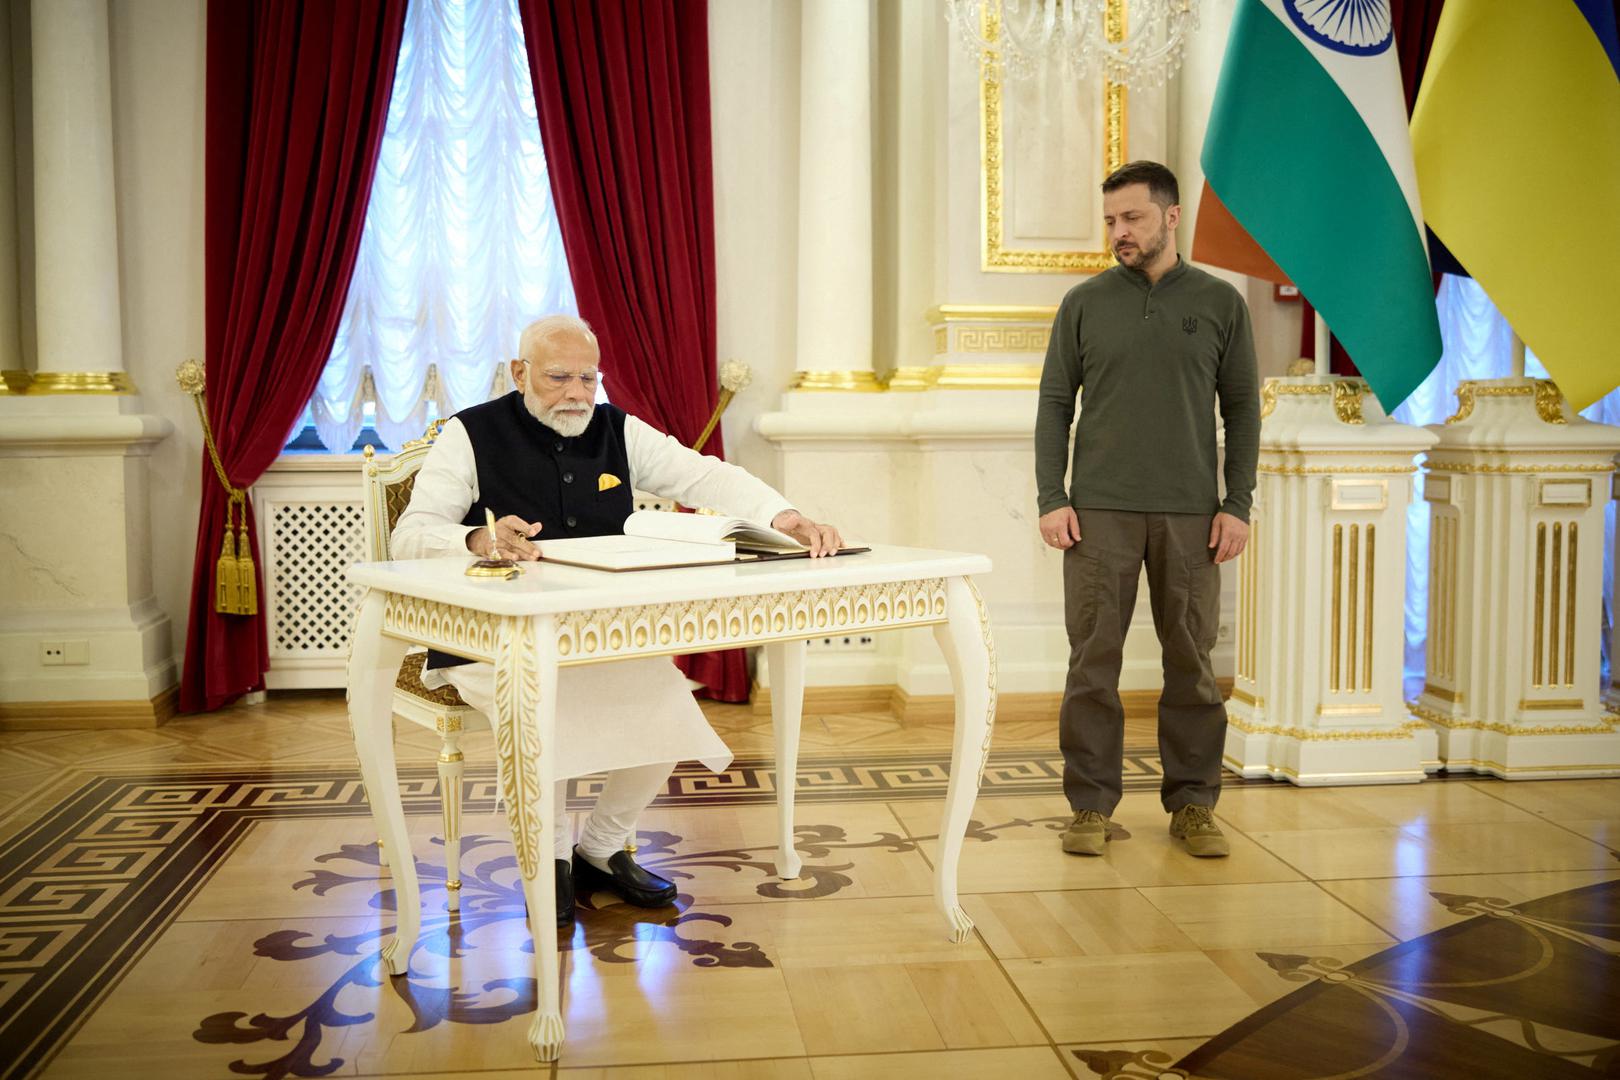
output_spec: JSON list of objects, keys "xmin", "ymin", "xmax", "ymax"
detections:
[{"xmin": 1182, "ymin": 316, "xmax": 1199, "ymax": 335}]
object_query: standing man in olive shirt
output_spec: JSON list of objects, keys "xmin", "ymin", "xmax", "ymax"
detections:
[{"xmin": 1034, "ymin": 161, "xmax": 1260, "ymax": 858}]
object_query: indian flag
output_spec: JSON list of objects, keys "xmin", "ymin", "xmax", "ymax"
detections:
[{"xmin": 1196, "ymin": 0, "xmax": 1442, "ymax": 410}]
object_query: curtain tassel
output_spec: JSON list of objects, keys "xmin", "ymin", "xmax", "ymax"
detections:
[
  {"xmin": 178, "ymin": 359, "xmax": 256, "ymax": 617},
  {"xmin": 233, "ymin": 494, "xmax": 258, "ymax": 616},
  {"xmin": 215, "ymin": 513, "xmax": 241, "ymax": 615}
]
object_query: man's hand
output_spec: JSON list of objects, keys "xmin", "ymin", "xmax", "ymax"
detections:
[
  {"xmin": 467, "ymin": 515, "xmax": 542, "ymax": 561},
  {"xmin": 1039, "ymin": 506, "xmax": 1082, "ymax": 550},
  {"xmin": 1208, "ymin": 512, "xmax": 1249, "ymax": 564},
  {"xmin": 772, "ymin": 509, "xmax": 843, "ymax": 557}
]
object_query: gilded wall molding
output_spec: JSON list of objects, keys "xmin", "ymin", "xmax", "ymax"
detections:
[
  {"xmin": 788, "ymin": 370, "xmax": 886, "ymax": 393},
  {"xmin": 793, "ymin": 365, "xmax": 1044, "ymax": 392},
  {"xmin": 22, "ymin": 370, "xmax": 137, "ymax": 394},
  {"xmin": 0, "ymin": 370, "xmax": 33, "ymax": 395},
  {"xmin": 979, "ymin": 1, "xmax": 1126, "ymax": 273}
]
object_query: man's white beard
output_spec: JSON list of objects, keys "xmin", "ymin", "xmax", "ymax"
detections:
[{"xmin": 526, "ymin": 395, "xmax": 592, "ymax": 437}]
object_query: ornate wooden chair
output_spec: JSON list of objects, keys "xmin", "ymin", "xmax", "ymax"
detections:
[
  {"xmin": 358, "ymin": 422, "xmax": 692, "ymax": 913},
  {"xmin": 359, "ymin": 421, "xmax": 487, "ymax": 911}
]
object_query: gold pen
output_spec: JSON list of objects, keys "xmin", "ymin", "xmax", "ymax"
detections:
[{"xmin": 484, "ymin": 507, "xmax": 500, "ymax": 555}]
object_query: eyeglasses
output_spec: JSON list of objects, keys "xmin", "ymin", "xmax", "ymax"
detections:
[{"xmin": 520, "ymin": 360, "xmax": 600, "ymax": 392}]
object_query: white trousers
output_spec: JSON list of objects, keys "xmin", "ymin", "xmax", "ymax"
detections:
[
  {"xmin": 559, "ymin": 761, "xmax": 672, "ymax": 861},
  {"xmin": 435, "ymin": 660, "xmax": 681, "ymax": 861}
]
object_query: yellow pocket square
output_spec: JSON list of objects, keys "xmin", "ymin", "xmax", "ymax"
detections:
[{"xmin": 598, "ymin": 473, "xmax": 623, "ymax": 492}]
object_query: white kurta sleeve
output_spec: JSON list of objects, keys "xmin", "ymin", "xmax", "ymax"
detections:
[
  {"xmin": 390, "ymin": 418, "xmax": 484, "ymax": 559},
  {"xmin": 624, "ymin": 416, "xmax": 795, "ymax": 525}
]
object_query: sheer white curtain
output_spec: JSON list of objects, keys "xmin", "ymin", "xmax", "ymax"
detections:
[
  {"xmin": 1394, "ymin": 275, "xmax": 1620, "ymax": 696},
  {"xmin": 308, "ymin": 0, "xmax": 576, "ymax": 452}
]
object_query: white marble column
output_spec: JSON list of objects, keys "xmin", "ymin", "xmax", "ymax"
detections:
[
  {"xmin": 1225, "ymin": 377, "xmax": 1439, "ymax": 785},
  {"xmin": 29, "ymin": 0, "xmax": 125, "ymax": 388},
  {"xmin": 0, "ymin": 0, "xmax": 23, "ymax": 390},
  {"xmin": 0, "ymin": 0, "xmax": 175, "ymax": 726},
  {"xmin": 1413, "ymin": 378, "xmax": 1620, "ymax": 777},
  {"xmin": 792, "ymin": 0, "xmax": 875, "ymax": 389}
]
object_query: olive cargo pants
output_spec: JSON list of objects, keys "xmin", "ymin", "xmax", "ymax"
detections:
[{"xmin": 1060, "ymin": 509, "xmax": 1226, "ymax": 815}]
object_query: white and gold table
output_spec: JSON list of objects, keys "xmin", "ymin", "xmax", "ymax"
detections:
[{"xmin": 345, "ymin": 545, "xmax": 996, "ymax": 1062}]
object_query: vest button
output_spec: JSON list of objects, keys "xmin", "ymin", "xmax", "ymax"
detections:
[
  {"xmin": 555, "ymin": 442, "xmax": 564, "ymax": 452},
  {"xmin": 565, "ymin": 515, "xmax": 578, "ymax": 528},
  {"xmin": 562, "ymin": 471, "xmax": 574, "ymax": 484}
]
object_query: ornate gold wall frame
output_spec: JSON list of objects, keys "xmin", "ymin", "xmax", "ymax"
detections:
[{"xmin": 980, "ymin": 0, "xmax": 1127, "ymax": 273}]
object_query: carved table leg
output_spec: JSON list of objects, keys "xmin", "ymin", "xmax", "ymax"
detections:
[
  {"xmin": 494, "ymin": 615, "xmax": 565, "ymax": 1061},
  {"xmin": 930, "ymin": 576, "xmax": 997, "ymax": 942},
  {"xmin": 347, "ymin": 589, "xmax": 417, "ymax": 974},
  {"xmin": 764, "ymin": 639, "xmax": 807, "ymax": 880}
]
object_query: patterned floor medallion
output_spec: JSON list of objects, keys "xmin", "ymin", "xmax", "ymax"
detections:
[
  {"xmin": 2, "ymin": 704, "xmax": 1617, "ymax": 1079},
  {"xmin": 1169, "ymin": 879, "xmax": 1620, "ymax": 1079}
]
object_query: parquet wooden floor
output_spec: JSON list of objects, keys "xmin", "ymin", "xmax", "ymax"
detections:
[{"xmin": 1, "ymin": 691, "xmax": 1616, "ymax": 1078}]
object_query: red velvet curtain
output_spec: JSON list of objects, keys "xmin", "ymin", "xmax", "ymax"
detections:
[
  {"xmin": 1302, "ymin": 0, "xmax": 1448, "ymax": 377},
  {"xmin": 181, "ymin": 1, "xmax": 406, "ymax": 713},
  {"xmin": 518, "ymin": 0, "xmax": 747, "ymax": 702}
]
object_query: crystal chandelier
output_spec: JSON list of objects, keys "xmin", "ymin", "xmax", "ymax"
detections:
[{"xmin": 944, "ymin": 0, "xmax": 1201, "ymax": 90}]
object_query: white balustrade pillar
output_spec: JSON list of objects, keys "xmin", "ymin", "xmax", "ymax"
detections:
[
  {"xmin": 792, "ymin": 0, "xmax": 875, "ymax": 388},
  {"xmin": 1225, "ymin": 377, "xmax": 1439, "ymax": 785},
  {"xmin": 1413, "ymin": 378, "xmax": 1620, "ymax": 777},
  {"xmin": 30, "ymin": 0, "xmax": 126, "ymax": 387}
]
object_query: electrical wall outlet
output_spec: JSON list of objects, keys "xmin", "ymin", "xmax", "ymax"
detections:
[
  {"xmin": 806, "ymin": 634, "xmax": 877, "ymax": 653},
  {"xmin": 40, "ymin": 640, "xmax": 89, "ymax": 666}
]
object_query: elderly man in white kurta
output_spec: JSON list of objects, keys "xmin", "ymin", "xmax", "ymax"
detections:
[{"xmin": 392, "ymin": 314, "xmax": 842, "ymax": 933}]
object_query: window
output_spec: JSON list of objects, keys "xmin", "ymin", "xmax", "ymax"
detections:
[{"xmin": 288, "ymin": 0, "xmax": 577, "ymax": 453}]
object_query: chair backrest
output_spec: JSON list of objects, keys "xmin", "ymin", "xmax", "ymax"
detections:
[{"xmin": 360, "ymin": 420, "xmax": 446, "ymax": 562}]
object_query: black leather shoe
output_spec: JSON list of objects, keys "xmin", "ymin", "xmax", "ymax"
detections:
[
  {"xmin": 555, "ymin": 858, "xmax": 575, "ymax": 932},
  {"xmin": 572, "ymin": 846, "xmax": 677, "ymax": 908}
]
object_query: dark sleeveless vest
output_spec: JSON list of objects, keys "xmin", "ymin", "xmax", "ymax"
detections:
[{"xmin": 426, "ymin": 392, "xmax": 634, "ymax": 670}]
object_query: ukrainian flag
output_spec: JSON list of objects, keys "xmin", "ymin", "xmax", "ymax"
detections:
[{"xmin": 1412, "ymin": 0, "xmax": 1620, "ymax": 411}]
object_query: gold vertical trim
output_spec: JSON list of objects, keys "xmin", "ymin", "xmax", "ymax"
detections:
[
  {"xmin": 1363, "ymin": 524, "xmax": 1375, "ymax": 692},
  {"xmin": 1442, "ymin": 517, "xmax": 1456, "ymax": 680},
  {"xmin": 1533, "ymin": 523, "xmax": 1546, "ymax": 687},
  {"xmin": 1565, "ymin": 522, "xmax": 1578, "ymax": 686},
  {"xmin": 1432, "ymin": 514, "xmax": 1445, "ymax": 676},
  {"xmin": 1549, "ymin": 522, "xmax": 1563, "ymax": 687},
  {"xmin": 1237, "ymin": 524, "xmax": 1250, "ymax": 680},
  {"xmin": 1331, "ymin": 524, "xmax": 1343, "ymax": 692},
  {"xmin": 979, "ymin": 0, "xmax": 1127, "ymax": 273},
  {"xmin": 1347, "ymin": 525, "xmax": 1360, "ymax": 693},
  {"xmin": 1248, "ymin": 517, "xmax": 1258, "ymax": 682}
]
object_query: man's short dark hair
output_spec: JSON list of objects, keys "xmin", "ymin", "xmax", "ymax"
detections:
[{"xmin": 1101, "ymin": 161, "xmax": 1179, "ymax": 209}]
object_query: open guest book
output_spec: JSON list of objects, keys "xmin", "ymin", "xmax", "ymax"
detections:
[{"xmin": 533, "ymin": 510, "xmax": 869, "ymax": 572}]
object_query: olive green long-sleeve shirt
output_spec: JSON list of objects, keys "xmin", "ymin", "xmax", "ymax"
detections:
[{"xmin": 1034, "ymin": 257, "xmax": 1260, "ymax": 522}]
